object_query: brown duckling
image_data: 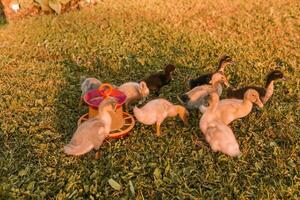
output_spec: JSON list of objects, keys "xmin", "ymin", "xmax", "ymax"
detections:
[
  {"xmin": 189, "ymin": 55, "xmax": 234, "ymax": 89},
  {"xmin": 177, "ymin": 72, "xmax": 229, "ymax": 109},
  {"xmin": 64, "ymin": 98, "xmax": 117, "ymax": 156},
  {"xmin": 200, "ymin": 89, "xmax": 263, "ymax": 125},
  {"xmin": 144, "ymin": 64, "xmax": 175, "ymax": 96},
  {"xmin": 199, "ymin": 92, "xmax": 241, "ymax": 157},
  {"xmin": 118, "ymin": 81, "xmax": 149, "ymax": 111},
  {"xmin": 133, "ymin": 98, "xmax": 189, "ymax": 136},
  {"xmin": 227, "ymin": 70, "xmax": 285, "ymax": 104}
]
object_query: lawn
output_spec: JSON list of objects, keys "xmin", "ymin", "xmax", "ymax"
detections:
[{"xmin": 0, "ymin": 0, "xmax": 299, "ymax": 199}]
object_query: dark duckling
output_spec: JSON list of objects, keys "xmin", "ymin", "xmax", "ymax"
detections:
[
  {"xmin": 226, "ymin": 70, "xmax": 286, "ymax": 104},
  {"xmin": 189, "ymin": 55, "xmax": 234, "ymax": 89},
  {"xmin": 144, "ymin": 64, "xmax": 175, "ymax": 96}
]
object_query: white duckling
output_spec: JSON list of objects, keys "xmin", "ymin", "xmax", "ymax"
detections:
[
  {"xmin": 133, "ymin": 99, "xmax": 189, "ymax": 136},
  {"xmin": 199, "ymin": 92, "xmax": 241, "ymax": 157},
  {"xmin": 80, "ymin": 77, "xmax": 102, "ymax": 97},
  {"xmin": 200, "ymin": 89, "xmax": 263, "ymax": 125},
  {"xmin": 79, "ymin": 77, "xmax": 102, "ymax": 106},
  {"xmin": 64, "ymin": 98, "xmax": 117, "ymax": 156},
  {"xmin": 177, "ymin": 72, "xmax": 229, "ymax": 109},
  {"xmin": 118, "ymin": 81, "xmax": 149, "ymax": 110}
]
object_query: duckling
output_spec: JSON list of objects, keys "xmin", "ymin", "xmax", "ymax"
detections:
[
  {"xmin": 144, "ymin": 64, "xmax": 175, "ymax": 96},
  {"xmin": 199, "ymin": 92, "xmax": 241, "ymax": 157},
  {"xmin": 64, "ymin": 98, "xmax": 117, "ymax": 156},
  {"xmin": 200, "ymin": 89, "xmax": 263, "ymax": 125},
  {"xmin": 227, "ymin": 70, "xmax": 285, "ymax": 104},
  {"xmin": 189, "ymin": 55, "xmax": 234, "ymax": 89},
  {"xmin": 80, "ymin": 77, "xmax": 102, "ymax": 97},
  {"xmin": 118, "ymin": 81, "xmax": 149, "ymax": 110},
  {"xmin": 177, "ymin": 72, "xmax": 229, "ymax": 109},
  {"xmin": 133, "ymin": 98, "xmax": 189, "ymax": 136},
  {"xmin": 79, "ymin": 77, "xmax": 102, "ymax": 106}
]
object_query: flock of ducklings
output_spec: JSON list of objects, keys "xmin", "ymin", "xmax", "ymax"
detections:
[{"xmin": 64, "ymin": 55, "xmax": 286, "ymax": 157}]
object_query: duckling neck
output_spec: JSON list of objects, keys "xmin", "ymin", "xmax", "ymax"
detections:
[
  {"xmin": 97, "ymin": 111, "xmax": 112, "ymax": 129},
  {"xmin": 240, "ymin": 99, "xmax": 254, "ymax": 115},
  {"xmin": 212, "ymin": 82, "xmax": 223, "ymax": 96},
  {"xmin": 164, "ymin": 71, "xmax": 172, "ymax": 83},
  {"xmin": 262, "ymin": 80, "xmax": 274, "ymax": 103},
  {"xmin": 218, "ymin": 63, "xmax": 229, "ymax": 73},
  {"xmin": 208, "ymin": 99, "xmax": 218, "ymax": 112}
]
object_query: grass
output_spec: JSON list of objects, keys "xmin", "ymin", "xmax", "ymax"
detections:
[{"xmin": 0, "ymin": 0, "xmax": 299, "ymax": 199}]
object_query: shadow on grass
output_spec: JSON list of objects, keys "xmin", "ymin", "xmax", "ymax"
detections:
[
  {"xmin": 0, "ymin": 1, "xmax": 7, "ymax": 25},
  {"xmin": 54, "ymin": 56, "xmax": 184, "ymax": 144},
  {"xmin": 54, "ymin": 58, "xmax": 142, "ymax": 144}
]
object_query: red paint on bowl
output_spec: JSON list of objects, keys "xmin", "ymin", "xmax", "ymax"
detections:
[{"xmin": 84, "ymin": 88, "xmax": 126, "ymax": 109}]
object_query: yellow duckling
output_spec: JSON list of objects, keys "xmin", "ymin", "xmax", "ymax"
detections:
[
  {"xmin": 133, "ymin": 98, "xmax": 189, "ymax": 136},
  {"xmin": 118, "ymin": 81, "xmax": 149, "ymax": 110},
  {"xmin": 200, "ymin": 92, "xmax": 241, "ymax": 157},
  {"xmin": 200, "ymin": 89, "xmax": 263, "ymax": 125},
  {"xmin": 64, "ymin": 98, "xmax": 117, "ymax": 156}
]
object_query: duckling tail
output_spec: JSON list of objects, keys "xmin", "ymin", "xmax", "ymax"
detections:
[
  {"xmin": 133, "ymin": 106, "xmax": 144, "ymax": 122},
  {"xmin": 175, "ymin": 105, "xmax": 189, "ymax": 125},
  {"xmin": 64, "ymin": 143, "xmax": 94, "ymax": 156}
]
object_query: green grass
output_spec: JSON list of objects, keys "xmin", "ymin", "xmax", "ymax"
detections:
[{"xmin": 0, "ymin": 0, "xmax": 299, "ymax": 199}]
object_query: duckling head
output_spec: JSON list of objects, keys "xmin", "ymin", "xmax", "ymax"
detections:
[
  {"xmin": 139, "ymin": 81, "xmax": 150, "ymax": 98},
  {"xmin": 164, "ymin": 64, "xmax": 175, "ymax": 74},
  {"xmin": 265, "ymin": 70, "xmax": 285, "ymax": 87},
  {"xmin": 98, "ymin": 97, "xmax": 118, "ymax": 113},
  {"xmin": 209, "ymin": 72, "xmax": 230, "ymax": 87},
  {"xmin": 80, "ymin": 77, "xmax": 102, "ymax": 97},
  {"xmin": 218, "ymin": 55, "xmax": 234, "ymax": 72},
  {"xmin": 244, "ymin": 89, "xmax": 264, "ymax": 108},
  {"xmin": 175, "ymin": 105, "xmax": 189, "ymax": 125}
]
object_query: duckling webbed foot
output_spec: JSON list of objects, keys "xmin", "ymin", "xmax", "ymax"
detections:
[{"xmin": 94, "ymin": 151, "xmax": 101, "ymax": 160}]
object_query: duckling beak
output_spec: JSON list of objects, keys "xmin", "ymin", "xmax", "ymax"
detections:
[
  {"xmin": 176, "ymin": 106, "xmax": 189, "ymax": 125},
  {"xmin": 177, "ymin": 95, "xmax": 184, "ymax": 104},
  {"xmin": 230, "ymin": 61, "xmax": 236, "ymax": 65},
  {"xmin": 181, "ymin": 112, "xmax": 189, "ymax": 126},
  {"xmin": 224, "ymin": 80, "xmax": 230, "ymax": 87},
  {"xmin": 282, "ymin": 76, "xmax": 287, "ymax": 81},
  {"xmin": 113, "ymin": 106, "xmax": 117, "ymax": 112},
  {"xmin": 255, "ymin": 98, "xmax": 264, "ymax": 108}
]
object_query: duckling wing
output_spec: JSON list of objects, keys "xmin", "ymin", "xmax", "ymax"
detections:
[
  {"xmin": 64, "ymin": 143, "xmax": 94, "ymax": 156},
  {"xmin": 64, "ymin": 119, "xmax": 103, "ymax": 156},
  {"xmin": 185, "ymin": 86, "xmax": 210, "ymax": 102},
  {"xmin": 134, "ymin": 99, "xmax": 170, "ymax": 125},
  {"xmin": 227, "ymin": 86, "xmax": 266, "ymax": 99},
  {"xmin": 217, "ymin": 99, "xmax": 241, "ymax": 112},
  {"xmin": 144, "ymin": 73, "xmax": 164, "ymax": 90},
  {"xmin": 190, "ymin": 73, "xmax": 212, "ymax": 89},
  {"xmin": 205, "ymin": 123, "xmax": 240, "ymax": 157},
  {"xmin": 134, "ymin": 106, "xmax": 157, "ymax": 125}
]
